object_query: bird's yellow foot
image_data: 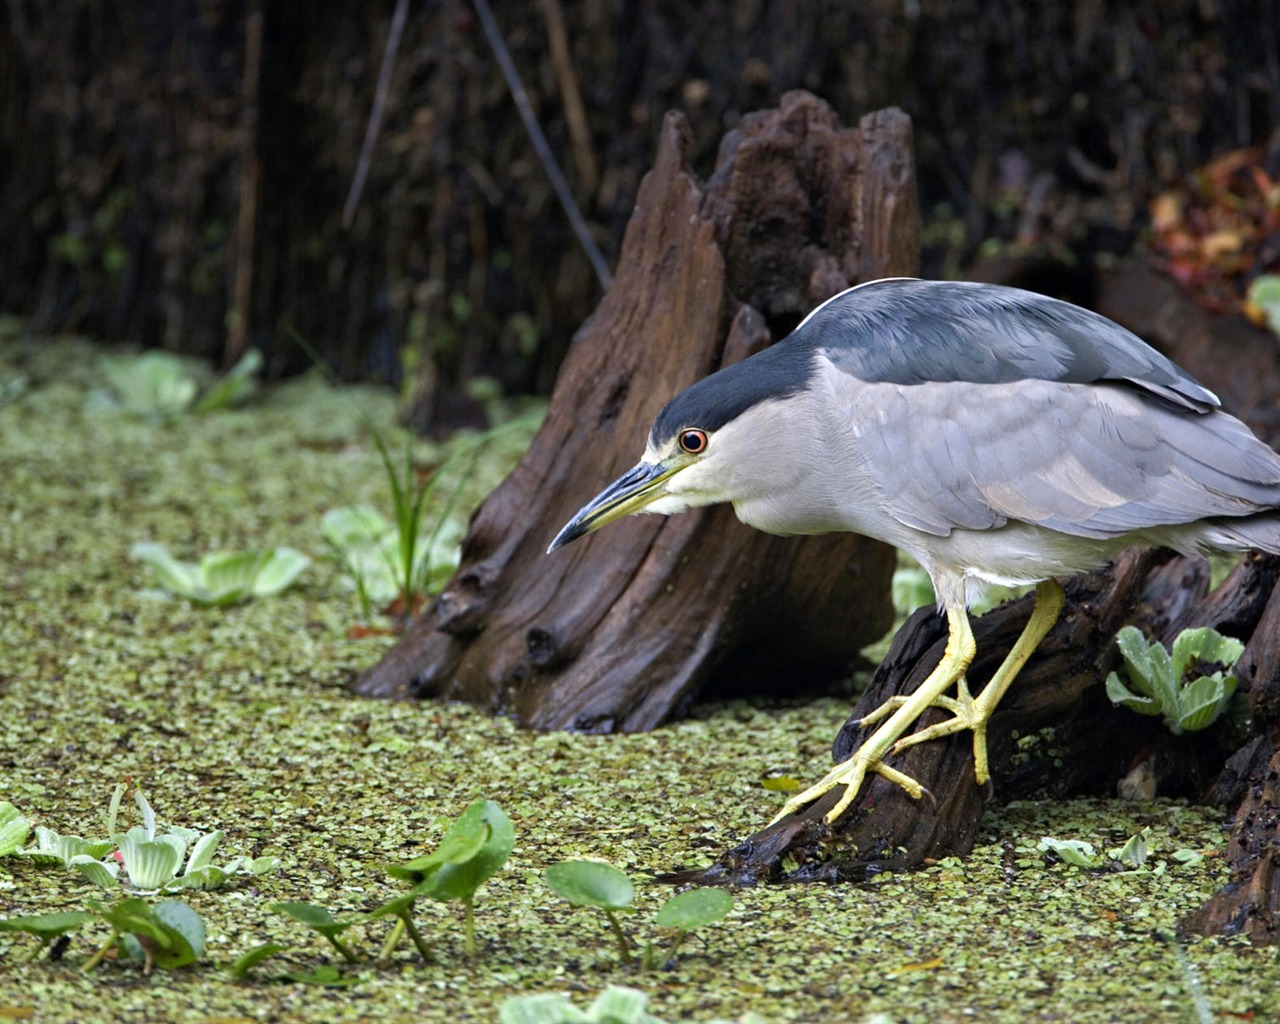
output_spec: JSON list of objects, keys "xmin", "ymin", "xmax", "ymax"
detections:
[
  {"xmin": 769, "ymin": 747, "xmax": 928, "ymax": 825},
  {"xmin": 857, "ymin": 676, "xmax": 994, "ymax": 784},
  {"xmin": 885, "ymin": 676, "xmax": 993, "ymax": 784}
]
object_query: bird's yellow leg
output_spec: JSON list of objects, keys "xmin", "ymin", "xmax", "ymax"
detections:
[
  {"xmin": 889, "ymin": 579, "xmax": 1066, "ymax": 784},
  {"xmin": 856, "ymin": 686, "xmax": 970, "ymax": 728},
  {"xmin": 770, "ymin": 605, "xmax": 976, "ymax": 825}
]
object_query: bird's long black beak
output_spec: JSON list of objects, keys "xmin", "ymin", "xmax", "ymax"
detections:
[{"xmin": 547, "ymin": 460, "xmax": 675, "ymax": 553}]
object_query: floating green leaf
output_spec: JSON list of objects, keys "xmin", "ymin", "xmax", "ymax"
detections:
[
  {"xmin": 1036, "ymin": 836, "xmax": 1103, "ymax": 869},
  {"xmin": 653, "ymin": 888, "xmax": 732, "ymax": 931},
  {"xmin": 0, "ymin": 910, "xmax": 95, "ymax": 947},
  {"xmin": 69, "ymin": 854, "xmax": 121, "ymax": 889},
  {"xmin": 1247, "ymin": 274, "xmax": 1280, "ymax": 337},
  {"xmin": 118, "ymin": 827, "xmax": 187, "ymax": 890},
  {"xmin": 544, "ymin": 860, "xmax": 635, "ymax": 911}
]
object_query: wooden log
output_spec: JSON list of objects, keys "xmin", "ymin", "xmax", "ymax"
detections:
[{"xmin": 354, "ymin": 92, "xmax": 918, "ymax": 731}]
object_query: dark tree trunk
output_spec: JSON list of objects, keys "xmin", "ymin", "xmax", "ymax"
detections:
[
  {"xmin": 676, "ymin": 261, "xmax": 1280, "ymax": 946},
  {"xmin": 354, "ymin": 93, "xmax": 918, "ymax": 730}
]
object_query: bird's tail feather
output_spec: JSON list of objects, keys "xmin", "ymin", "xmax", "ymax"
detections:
[{"xmin": 1203, "ymin": 515, "xmax": 1280, "ymax": 555}]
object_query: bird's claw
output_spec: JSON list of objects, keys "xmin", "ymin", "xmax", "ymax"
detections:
[{"xmin": 769, "ymin": 750, "xmax": 928, "ymax": 825}]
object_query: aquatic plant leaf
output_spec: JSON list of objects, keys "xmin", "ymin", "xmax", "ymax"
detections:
[
  {"xmin": 0, "ymin": 910, "xmax": 95, "ymax": 941},
  {"xmin": 119, "ymin": 829, "xmax": 187, "ymax": 890},
  {"xmin": 21, "ymin": 827, "xmax": 113, "ymax": 866},
  {"xmin": 1171, "ymin": 627, "xmax": 1244, "ymax": 683},
  {"xmin": 198, "ymin": 550, "xmax": 270, "ymax": 605},
  {"xmin": 0, "ymin": 802, "xmax": 29, "ymax": 856},
  {"xmin": 587, "ymin": 986, "xmax": 663, "ymax": 1024},
  {"xmin": 282, "ymin": 964, "xmax": 361, "ymax": 987},
  {"xmin": 322, "ymin": 505, "xmax": 391, "ymax": 549},
  {"xmin": 102, "ymin": 351, "xmax": 199, "ymax": 421},
  {"xmin": 194, "ymin": 348, "xmax": 262, "ymax": 413},
  {"xmin": 250, "ymin": 547, "xmax": 310, "ymax": 597},
  {"xmin": 69, "ymin": 853, "xmax": 121, "ymax": 888},
  {"xmin": 1112, "ymin": 830, "xmax": 1150, "ymax": 869},
  {"xmin": 1247, "ymin": 273, "xmax": 1280, "ymax": 337},
  {"xmin": 93, "ymin": 897, "xmax": 167, "ymax": 943},
  {"xmin": 499, "ymin": 993, "xmax": 593, "ymax": 1024},
  {"xmin": 1175, "ymin": 672, "xmax": 1238, "ymax": 733},
  {"xmin": 182, "ymin": 830, "xmax": 223, "ymax": 875},
  {"xmin": 654, "ymin": 887, "xmax": 733, "ymax": 931},
  {"xmin": 230, "ymin": 942, "xmax": 285, "ymax": 978},
  {"xmin": 420, "ymin": 800, "xmax": 514, "ymax": 904},
  {"xmin": 271, "ymin": 901, "xmax": 357, "ymax": 938},
  {"xmin": 544, "ymin": 860, "xmax": 635, "ymax": 911},
  {"xmin": 120, "ymin": 899, "xmax": 205, "ymax": 969},
  {"xmin": 1036, "ymin": 836, "xmax": 1102, "ymax": 869},
  {"xmin": 130, "ymin": 542, "xmax": 202, "ymax": 599},
  {"xmin": 1104, "ymin": 670, "xmax": 1161, "ymax": 716},
  {"xmin": 387, "ymin": 818, "xmax": 490, "ymax": 884}
]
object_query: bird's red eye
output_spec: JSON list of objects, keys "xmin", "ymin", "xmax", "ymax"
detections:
[{"xmin": 679, "ymin": 429, "xmax": 708, "ymax": 454}]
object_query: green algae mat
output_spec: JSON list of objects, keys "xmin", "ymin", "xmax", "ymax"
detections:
[{"xmin": 2, "ymin": 336, "xmax": 1278, "ymax": 1024}]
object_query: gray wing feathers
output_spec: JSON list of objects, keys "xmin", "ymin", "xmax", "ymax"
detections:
[
  {"xmin": 861, "ymin": 379, "xmax": 1280, "ymax": 540},
  {"xmin": 805, "ymin": 279, "xmax": 1219, "ymax": 412}
]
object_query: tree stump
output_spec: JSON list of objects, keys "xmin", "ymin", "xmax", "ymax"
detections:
[{"xmin": 354, "ymin": 92, "xmax": 918, "ymax": 731}]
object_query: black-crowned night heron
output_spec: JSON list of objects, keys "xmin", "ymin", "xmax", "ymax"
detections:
[{"xmin": 547, "ymin": 278, "xmax": 1280, "ymax": 824}]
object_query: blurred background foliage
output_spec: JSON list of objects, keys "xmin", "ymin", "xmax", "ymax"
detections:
[{"xmin": 2, "ymin": 0, "xmax": 1276, "ymax": 432}]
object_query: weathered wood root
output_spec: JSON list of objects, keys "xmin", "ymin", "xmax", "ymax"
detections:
[
  {"xmin": 675, "ymin": 550, "xmax": 1280, "ymax": 940},
  {"xmin": 353, "ymin": 93, "xmax": 918, "ymax": 732}
]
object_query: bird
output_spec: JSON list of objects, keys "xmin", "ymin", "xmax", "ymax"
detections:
[{"xmin": 546, "ymin": 277, "xmax": 1280, "ymax": 825}]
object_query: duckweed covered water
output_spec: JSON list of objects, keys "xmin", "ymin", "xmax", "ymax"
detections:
[{"xmin": 2, "ymin": 337, "xmax": 1277, "ymax": 1023}]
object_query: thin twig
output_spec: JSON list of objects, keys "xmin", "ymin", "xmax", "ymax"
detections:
[
  {"xmin": 539, "ymin": 0, "xmax": 598, "ymax": 190},
  {"xmin": 228, "ymin": 4, "xmax": 263, "ymax": 363},
  {"xmin": 470, "ymin": 0, "xmax": 612, "ymax": 290},
  {"xmin": 343, "ymin": 0, "xmax": 411, "ymax": 228}
]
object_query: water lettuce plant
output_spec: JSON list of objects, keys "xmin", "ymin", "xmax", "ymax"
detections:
[
  {"xmin": 1038, "ymin": 830, "xmax": 1150, "ymax": 870},
  {"xmin": 0, "ymin": 802, "xmax": 31, "ymax": 856},
  {"xmin": 193, "ymin": 348, "xmax": 263, "ymax": 413},
  {"xmin": 21, "ymin": 783, "xmax": 278, "ymax": 892},
  {"xmin": 544, "ymin": 860, "xmax": 733, "ymax": 970},
  {"xmin": 100, "ymin": 351, "xmax": 200, "ymax": 421},
  {"xmin": 1106, "ymin": 625, "xmax": 1244, "ymax": 734},
  {"xmin": 18, "ymin": 826, "xmax": 113, "ymax": 867},
  {"xmin": 499, "ymin": 986, "xmax": 768, "ymax": 1024},
  {"xmin": 1037, "ymin": 827, "xmax": 1208, "ymax": 873},
  {"xmin": 132, "ymin": 542, "xmax": 309, "ymax": 606},
  {"xmin": 322, "ymin": 503, "xmax": 462, "ymax": 620},
  {"xmin": 1246, "ymin": 273, "xmax": 1280, "ymax": 337},
  {"xmin": 99, "ymin": 348, "xmax": 262, "ymax": 421}
]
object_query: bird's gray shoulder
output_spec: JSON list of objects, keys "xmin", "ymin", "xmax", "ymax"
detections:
[{"xmin": 794, "ymin": 279, "xmax": 1218, "ymax": 412}]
